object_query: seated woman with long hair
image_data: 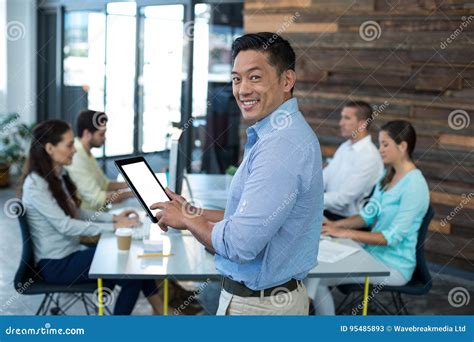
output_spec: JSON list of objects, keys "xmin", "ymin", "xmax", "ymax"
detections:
[
  {"xmin": 19, "ymin": 119, "xmax": 164, "ymax": 315},
  {"xmin": 305, "ymin": 120, "xmax": 430, "ymax": 315}
]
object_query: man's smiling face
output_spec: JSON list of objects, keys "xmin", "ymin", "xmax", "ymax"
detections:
[{"xmin": 232, "ymin": 50, "xmax": 294, "ymax": 123}]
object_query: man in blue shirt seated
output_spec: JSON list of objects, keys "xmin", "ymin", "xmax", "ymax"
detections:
[{"xmin": 151, "ymin": 32, "xmax": 324, "ymax": 315}]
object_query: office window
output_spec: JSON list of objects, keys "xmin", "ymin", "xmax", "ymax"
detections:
[
  {"xmin": 104, "ymin": 2, "xmax": 137, "ymax": 156},
  {"xmin": 63, "ymin": 11, "xmax": 106, "ymax": 112},
  {"xmin": 141, "ymin": 5, "xmax": 184, "ymax": 153}
]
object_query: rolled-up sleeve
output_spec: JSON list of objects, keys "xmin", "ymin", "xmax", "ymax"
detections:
[{"xmin": 212, "ymin": 137, "xmax": 307, "ymax": 263}]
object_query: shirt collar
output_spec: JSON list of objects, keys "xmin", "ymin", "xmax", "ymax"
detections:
[
  {"xmin": 58, "ymin": 167, "xmax": 67, "ymax": 178},
  {"xmin": 246, "ymin": 97, "xmax": 299, "ymax": 141},
  {"xmin": 350, "ymin": 135, "xmax": 372, "ymax": 152}
]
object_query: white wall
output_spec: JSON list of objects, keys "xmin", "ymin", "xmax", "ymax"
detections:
[{"xmin": 3, "ymin": 0, "xmax": 36, "ymax": 124}]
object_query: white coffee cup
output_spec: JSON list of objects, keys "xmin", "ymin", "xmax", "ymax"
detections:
[{"xmin": 115, "ymin": 228, "xmax": 133, "ymax": 251}]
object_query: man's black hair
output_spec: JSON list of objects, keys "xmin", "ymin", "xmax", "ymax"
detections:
[{"xmin": 76, "ymin": 109, "xmax": 108, "ymax": 137}]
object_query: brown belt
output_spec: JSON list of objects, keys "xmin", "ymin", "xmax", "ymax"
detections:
[{"xmin": 222, "ymin": 277, "xmax": 299, "ymax": 298}]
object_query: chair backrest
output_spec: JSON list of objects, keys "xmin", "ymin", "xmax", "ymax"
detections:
[
  {"xmin": 14, "ymin": 208, "xmax": 40, "ymax": 293},
  {"xmin": 410, "ymin": 205, "xmax": 434, "ymax": 291}
]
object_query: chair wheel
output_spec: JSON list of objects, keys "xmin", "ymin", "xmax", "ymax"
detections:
[{"xmin": 50, "ymin": 307, "xmax": 60, "ymax": 315}]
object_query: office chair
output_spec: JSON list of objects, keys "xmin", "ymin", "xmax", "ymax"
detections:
[
  {"xmin": 336, "ymin": 206, "xmax": 435, "ymax": 315},
  {"xmin": 14, "ymin": 206, "xmax": 108, "ymax": 315}
]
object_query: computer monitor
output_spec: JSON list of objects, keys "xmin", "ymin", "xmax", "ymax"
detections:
[{"xmin": 168, "ymin": 128, "xmax": 185, "ymax": 195}]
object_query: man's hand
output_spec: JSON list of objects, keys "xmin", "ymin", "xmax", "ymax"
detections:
[
  {"xmin": 150, "ymin": 188, "xmax": 202, "ymax": 232},
  {"xmin": 164, "ymin": 187, "xmax": 200, "ymax": 214},
  {"xmin": 150, "ymin": 200, "xmax": 186, "ymax": 232}
]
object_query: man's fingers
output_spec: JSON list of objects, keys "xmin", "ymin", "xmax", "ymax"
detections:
[
  {"xmin": 150, "ymin": 202, "xmax": 166, "ymax": 210},
  {"xmin": 157, "ymin": 218, "xmax": 168, "ymax": 232},
  {"xmin": 155, "ymin": 212, "xmax": 168, "ymax": 231},
  {"xmin": 165, "ymin": 187, "xmax": 178, "ymax": 199},
  {"xmin": 155, "ymin": 211, "xmax": 163, "ymax": 221},
  {"xmin": 165, "ymin": 187, "xmax": 187, "ymax": 203}
]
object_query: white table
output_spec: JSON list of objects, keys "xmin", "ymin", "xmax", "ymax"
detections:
[{"xmin": 90, "ymin": 173, "xmax": 389, "ymax": 315}]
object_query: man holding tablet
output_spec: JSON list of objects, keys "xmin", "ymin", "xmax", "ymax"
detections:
[{"xmin": 150, "ymin": 32, "xmax": 323, "ymax": 315}]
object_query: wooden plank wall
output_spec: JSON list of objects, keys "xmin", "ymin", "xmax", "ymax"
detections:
[{"xmin": 243, "ymin": 0, "xmax": 474, "ymax": 272}]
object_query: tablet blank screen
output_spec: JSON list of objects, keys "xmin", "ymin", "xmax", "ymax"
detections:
[{"xmin": 121, "ymin": 161, "xmax": 169, "ymax": 217}]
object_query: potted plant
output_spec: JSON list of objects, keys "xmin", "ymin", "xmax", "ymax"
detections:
[
  {"xmin": 225, "ymin": 165, "xmax": 238, "ymax": 191},
  {"xmin": 0, "ymin": 113, "xmax": 32, "ymax": 187}
]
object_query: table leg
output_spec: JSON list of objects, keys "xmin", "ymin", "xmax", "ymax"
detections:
[
  {"xmin": 97, "ymin": 278, "xmax": 104, "ymax": 316},
  {"xmin": 163, "ymin": 278, "xmax": 169, "ymax": 316},
  {"xmin": 362, "ymin": 276, "xmax": 369, "ymax": 316}
]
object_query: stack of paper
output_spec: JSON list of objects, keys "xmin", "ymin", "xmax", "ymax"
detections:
[
  {"xmin": 317, "ymin": 239, "xmax": 359, "ymax": 263},
  {"xmin": 143, "ymin": 239, "xmax": 164, "ymax": 253}
]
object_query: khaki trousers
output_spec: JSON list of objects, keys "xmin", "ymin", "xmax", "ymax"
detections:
[{"xmin": 216, "ymin": 281, "xmax": 309, "ymax": 316}]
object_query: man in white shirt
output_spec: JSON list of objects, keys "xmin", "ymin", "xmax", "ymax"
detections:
[
  {"xmin": 65, "ymin": 110, "xmax": 133, "ymax": 210},
  {"xmin": 323, "ymin": 101, "xmax": 384, "ymax": 220}
]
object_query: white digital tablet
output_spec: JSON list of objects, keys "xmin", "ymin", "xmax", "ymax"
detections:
[{"xmin": 115, "ymin": 156, "xmax": 170, "ymax": 223}]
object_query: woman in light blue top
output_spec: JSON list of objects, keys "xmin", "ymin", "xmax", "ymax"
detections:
[{"xmin": 306, "ymin": 120, "xmax": 430, "ymax": 315}]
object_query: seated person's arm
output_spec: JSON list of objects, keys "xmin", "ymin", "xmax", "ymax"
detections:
[
  {"xmin": 323, "ymin": 181, "xmax": 387, "ymax": 245},
  {"xmin": 106, "ymin": 179, "xmax": 133, "ymax": 203},
  {"xmin": 79, "ymin": 207, "xmax": 141, "ymax": 228},
  {"xmin": 325, "ymin": 181, "xmax": 384, "ymax": 230},
  {"xmin": 323, "ymin": 221, "xmax": 387, "ymax": 246},
  {"xmin": 327, "ymin": 215, "xmax": 367, "ymax": 230},
  {"xmin": 80, "ymin": 235, "xmax": 100, "ymax": 245},
  {"xmin": 106, "ymin": 190, "xmax": 134, "ymax": 204},
  {"xmin": 107, "ymin": 181, "xmax": 129, "ymax": 191}
]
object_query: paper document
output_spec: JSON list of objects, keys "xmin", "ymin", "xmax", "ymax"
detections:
[{"xmin": 317, "ymin": 239, "xmax": 360, "ymax": 263}]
